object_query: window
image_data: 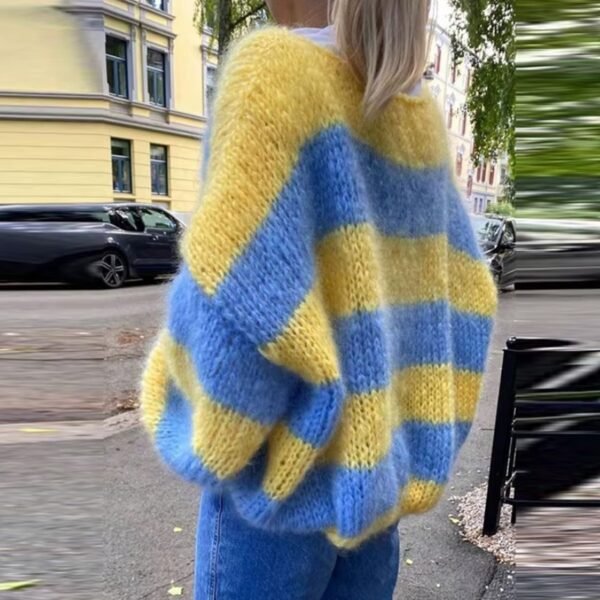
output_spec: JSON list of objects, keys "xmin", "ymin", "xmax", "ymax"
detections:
[
  {"xmin": 138, "ymin": 207, "xmax": 178, "ymax": 231},
  {"xmin": 434, "ymin": 44, "xmax": 442, "ymax": 73},
  {"xmin": 489, "ymin": 164, "xmax": 496, "ymax": 185},
  {"xmin": 150, "ymin": 144, "xmax": 168, "ymax": 196},
  {"xmin": 461, "ymin": 112, "xmax": 467, "ymax": 136},
  {"xmin": 147, "ymin": 48, "xmax": 167, "ymax": 107},
  {"xmin": 110, "ymin": 207, "xmax": 141, "ymax": 232},
  {"xmin": 112, "ymin": 139, "xmax": 132, "ymax": 193},
  {"xmin": 476, "ymin": 165, "xmax": 482, "ymax": 182},
  {"xmin": 482, "ymin": 163, "xmax": 488, "ymax": 183},
  {"xmin": 205, "ymin": 64, "xmax": 218, "ymax": 115},
  {"xmin": 451, "ymin": 61, "xmax": 457, "ymax": 84},
  {"xmin": 106, "ymin": 36, "xmax": 128, "ymax": 99},
  {"xmin": 456, "ymin": 152, "xmax": 463, "ymax": 177},
  {"xmin": 145, "ymin": 0, "xmax": 166, "ymax": 10},
  {"xmin": 447, "ymin": 106, "xmax": 454, "ymax": 130}
]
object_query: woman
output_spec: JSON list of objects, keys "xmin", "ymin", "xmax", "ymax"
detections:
[{"xmin": 141, "ymin": 1, "xmax": 497, "ymax": 598}]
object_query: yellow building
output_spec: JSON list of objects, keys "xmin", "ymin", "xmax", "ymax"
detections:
[
  {"xmin": 426, "ymin": 21, "xmax": 508, "ymax": 214},
  {"xmin": 0, "ymin": 0, "xmax": 217, "ymax": 217}
]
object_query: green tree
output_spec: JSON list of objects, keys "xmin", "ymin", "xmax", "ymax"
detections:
[
  {"xmin": 449, "ymin": 0, "xmax": 516, "ymax": 199},
  {"xmin": 194, "ymin": 0, "xmax": 268, "ymax": 57}
]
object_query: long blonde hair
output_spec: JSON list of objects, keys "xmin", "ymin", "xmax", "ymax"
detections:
[{"xmin": 331, "ymin": 0, "xmax": 433, "ymax": 119}]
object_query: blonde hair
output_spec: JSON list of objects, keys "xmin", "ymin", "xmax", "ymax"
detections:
[{"xmin": 331, "ymin": 0, "xmax": 433, "ymax": 119}]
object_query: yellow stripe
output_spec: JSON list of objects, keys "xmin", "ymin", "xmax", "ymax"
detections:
[
  {"xmin": 449, "ymin": 248, "xmax": 498, "ymax": 316},
  {"xmin": 319, "ymin": 389, "xmax": 392, "ymax": 469},
  {"xmin": 140, "ymin": 332, "xmax": 170, "ymax": 436},
  {"xmin": 455, "ymin": 369, "xmax": 484, "ymax": 422},
  {"xmin": 260, "ymin": 288, "xmax": 340, "ymax": 385},
  {"xmin": 326, "ymin": 479, "xmax": 444, "ymax": 549},
  {"xmin": 317, "ymin": 224, "xmax": 381, "ymax": 316},
  {"xmin": 162, "ymin": 334, "xmax": 270, "ymax": 480},
  {"xmin": 262, "ymin": 424, "xmax": 320, "ymax": 501},
  {"xmin": 183, "ymin": 28, "xmax": 448, "ymax": 295},
  {"xmin": 392, "ymin": 365, "xmax": 453, "ymax": 426},
  {"xmin": 318, "ymin": 226, "xmax": 497, "ymax": 318}
]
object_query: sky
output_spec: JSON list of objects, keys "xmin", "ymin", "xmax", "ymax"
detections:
[{"xmin": 435, "ymin": 0, "xmax": 451, "ymax": 28}]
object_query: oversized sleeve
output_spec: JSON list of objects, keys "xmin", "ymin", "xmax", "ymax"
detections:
[{"xmin": 140, "ymin": 30, "xmax": 341, "ymax": 488}]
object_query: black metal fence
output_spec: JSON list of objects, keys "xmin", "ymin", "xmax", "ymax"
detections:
[{"xmin": 483, "ymin": 337, "xmax": 600, "ymax": 536}]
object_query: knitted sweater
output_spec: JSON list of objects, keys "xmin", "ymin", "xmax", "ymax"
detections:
[{"xmin": 141, "ymin": 27, "xmax": 497, "ymax": 549}]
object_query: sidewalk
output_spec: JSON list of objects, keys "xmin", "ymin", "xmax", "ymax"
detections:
[{"xmin": 0, "ymin": 294, "xmax": 520, "ymax": 599}]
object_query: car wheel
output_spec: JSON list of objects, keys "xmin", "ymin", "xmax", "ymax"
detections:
[{"xmin": 96, "ymin": 252, "xmax": 128, "ymax": 289}]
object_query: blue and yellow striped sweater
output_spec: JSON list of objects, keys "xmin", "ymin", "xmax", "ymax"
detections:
[{"xmin": 141, "ymin": 27, "xmax": 497, "ymax": 549}]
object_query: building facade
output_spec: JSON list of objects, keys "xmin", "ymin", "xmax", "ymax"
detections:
[
  {"xmin": 0, "ymin": 0, "xmax": 217, "ymax": 217},
  {"xmin": 426, "ymin": 22, "xmax": 508, "ymax": 214},
  {"xmin": 0, "ymin": 5, "xmax": 505, "ymax": 217}
]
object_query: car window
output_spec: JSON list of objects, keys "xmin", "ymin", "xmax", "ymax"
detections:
[
  {"xmin": 0, "ymin": 209, "xmax": 110, "ymax": 223},
  {"xmin": 471, "ymin": 216, "xmax": 502, "ymax": 244},
  {"xmin": 138, "ymin": 207, "xmax": 178, "ymax": 231},
  {"xmin": 110, "ymin": 208, "xmax": 141, "ymax": 232}
]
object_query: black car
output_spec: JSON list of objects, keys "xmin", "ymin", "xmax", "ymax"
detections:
[
  {"xmin": 0, "ymin": 203, "xmax": 183, "ymax": 288},
  {"xmin": 515, "ymin": 218, "xmax": 600, "ymax": 285},
  {"xmin": 470, "ymin": 214, "xmax": 517, "ymax": 290}
]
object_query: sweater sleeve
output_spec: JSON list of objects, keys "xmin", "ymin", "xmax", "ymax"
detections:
[{"xmin": 140, "ymin": 30, "xmax": 341, "ymax": 487}]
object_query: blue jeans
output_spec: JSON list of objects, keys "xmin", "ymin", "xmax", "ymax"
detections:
[{"xmin": 194, "ymin": 491, "xmax": 400, "ymax": 600}]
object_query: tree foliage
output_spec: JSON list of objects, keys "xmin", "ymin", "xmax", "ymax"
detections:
[
  {"xmin": 449, "ymin": 0, "xmax": 515, "ymax": 186},
  {"xmin": 194, "ymin": 0, "xmax": 268, "ymax": 57}
]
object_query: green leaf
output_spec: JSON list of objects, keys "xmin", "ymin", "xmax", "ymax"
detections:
[{"xmin": 0, "ymin": 580, "xmax": 40, "ymax": 591}]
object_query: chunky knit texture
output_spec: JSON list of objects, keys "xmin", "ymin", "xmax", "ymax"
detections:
[{"xmin": 140, "ymin": 27, "xmax": 497, "ymax": 549}]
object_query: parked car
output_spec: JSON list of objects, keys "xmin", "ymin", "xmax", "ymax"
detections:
[
  {"xmin": 514, "ymin": 218, "xmax": 600, "ymax": 285},
  {"xmin": 0, "ymin": 203, "xmax": 184, "ymax": 288},
  {"xmin": 470, "ymin": 214, "xmax": 517, "ymax": 290}
]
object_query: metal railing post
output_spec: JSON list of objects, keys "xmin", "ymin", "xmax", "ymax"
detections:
[{"xmin": 483, "ymin": 342, "xmax": 519, "ymax": 536}]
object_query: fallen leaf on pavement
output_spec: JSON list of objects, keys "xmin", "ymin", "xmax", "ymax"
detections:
[
  {"xmin": 168, "ymin": 586, "xmax": 183, "ymax": 596},
  {"xmin": 18, "ymin": 428, "xmax": 56, "ymax": 434},
  {"xmin": 449, "ymin": 517, "xmax": 460, "ymax": 525},
  {"xmin": 405, "ymin": 558, "xmax": 413, "ymax": 565},
  {"xmin": 173, "ymin": 527, "xmax": 183, "ymax": 533},
  {"xmin": 0, "ymin": 580, "xmax": 40, "ymax": 591}
]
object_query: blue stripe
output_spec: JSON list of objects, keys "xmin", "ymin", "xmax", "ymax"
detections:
[
  {"xmin": 284, "ymin": 382, "xmax": 345, "ymax": 448},
  {"xmin": 168, "ymin": 268, "xmax": 297, "ymax": 426},
  {"xmin": 308, "ymin": 126, "xmax": 451, "ymax": 240},
  {"xmin": 155, "ymin": 384, "xmax": 218, "ymax": 486},
  {"xmin": 448, "ymin": 185, "xmax": 484, "ymax": 260},
  {"xmin": 215, "ymin": 155, "xmax": 316, "ymax": 345},
  {"xmin": 333, "ymin": 310, "xmax": 392, "ymax": 394},
  {"xmin": 451, "ymin": 310, "xmax": 494, "ymax": 372},
  {"xmin": 334, "ymin": 303, "xmax": 492, "ymax": 378}
]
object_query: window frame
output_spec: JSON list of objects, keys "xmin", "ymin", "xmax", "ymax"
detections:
[
  {"xmin": 106, "ymin": 35, "xmax": 129, "ymax": 99},
  {"xmin": 489, "ymin": 164, "xmax": 496, "ymax": 186},
  {"xmin": 447, "ymin": 105, "xmax": 454, "ymax": 130},
  {"xmin": 111, "ymin": 138, "xmax": 133, "ymax": 194},
  {"xmin": 204, "ymin": 63, "xmax": 218, "ymax": 116},
  {"xmin": 434, "ymin": 44, "xmax": 442, "ymax": 74},
  {"xmin": 137, "ymin": 206, "xmax": 178, "ymax": 232},
  {"xmin": 145, "ymin": 0, "xmax": 167, "ymax": 11},
  {"xmin": 147, "ymin": 47, "xmax": 167, "ymax": 108},
  {"xmin": 150, "ymin": 144, "xmax": 169, "ymax": 196},
  {"xmin": 456, "ymin": 152, "xmax": 463, "ymax": 177}
]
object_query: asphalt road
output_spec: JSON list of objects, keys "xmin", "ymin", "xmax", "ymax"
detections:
[{"xmin": 0, "ymin": 286, "xmax": 598, "ymax": 599}]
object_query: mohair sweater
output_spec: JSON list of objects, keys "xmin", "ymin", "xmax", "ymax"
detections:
[{"xmin": 141, "ymin": 27, "xmax": 497, "ymax": 549}]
